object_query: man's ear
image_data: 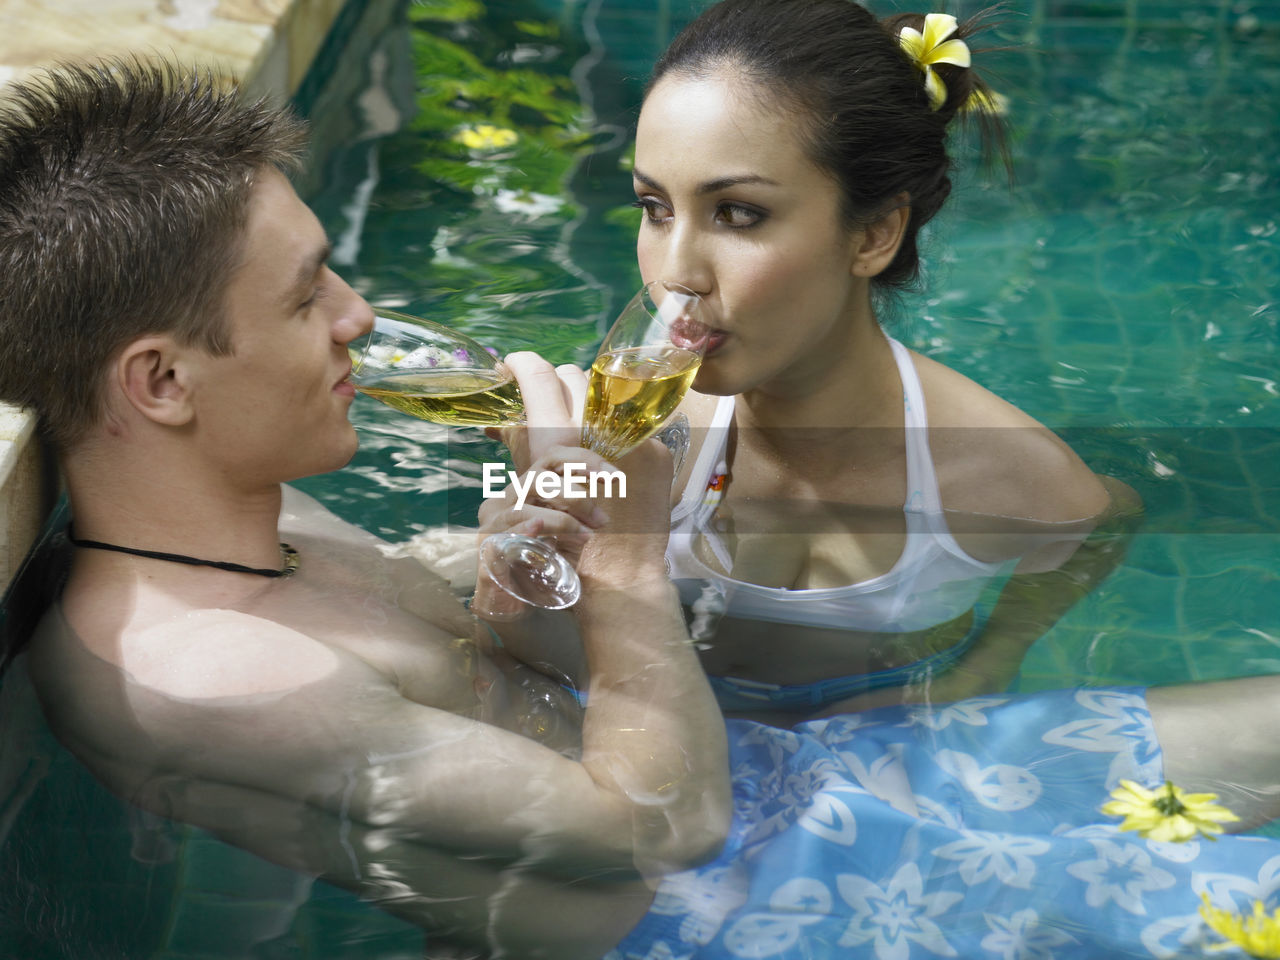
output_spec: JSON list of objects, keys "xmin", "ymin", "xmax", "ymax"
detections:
[
  {"xmin": 850, "ymin": 193, "xmax": 911, "ymax": 278},
  {"xmin": 116, "ymin": 336, "xmax": 196, "ymax": 427}
]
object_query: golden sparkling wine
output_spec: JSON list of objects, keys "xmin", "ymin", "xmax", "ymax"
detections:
[
  {"xmin": 582, "ymin": 345, "xmax": 701, "ymax": 459},
  {"xmin": 357, "ymin": 368, "xmax": 524, "ymax": 427}
]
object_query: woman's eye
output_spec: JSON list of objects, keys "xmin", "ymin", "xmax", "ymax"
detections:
[
  {"xmin": 631, "ymin": 198, "xmax": 671, "ymax": 224},
  {"xmin": 717, "ymin": 203, "xmax": 765, "ymax": 228}
]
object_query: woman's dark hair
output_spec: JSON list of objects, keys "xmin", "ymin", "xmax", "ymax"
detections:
[{"xmin": 648, "ymin": 0, "xmax": 1010, "ymax": 294}]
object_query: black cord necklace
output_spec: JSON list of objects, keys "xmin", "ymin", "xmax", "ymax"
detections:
[{"xmin": 67, "ymin": 526, "xmax": 299, "ymax": 579}]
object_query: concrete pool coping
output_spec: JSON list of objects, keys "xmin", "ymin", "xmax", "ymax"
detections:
[{"xmin": 0, "ymin": 0, "xmax": 357, "ymax": 594}]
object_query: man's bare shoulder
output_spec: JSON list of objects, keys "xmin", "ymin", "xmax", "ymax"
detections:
[
  {"xmin": 123, "ymin": 609, "xmax": 350, "ymax": 700},
  {"xmin": 30, "ymin": 601, "xmax": 388, "ymax": 714},
  {"xmin": 278, "ymin": 484, "xmax": 479, "ymax": 634},
  {"xmin": 28, "ymin": 601, "xmax": 455, "ymax": 831}
]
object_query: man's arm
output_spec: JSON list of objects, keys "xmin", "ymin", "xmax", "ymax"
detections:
[
  {"xmin": 38, "ymin": 450, "xmax": 728, "ymax": 884},
  {"xmin": 137, "ymin": 774, "xmax": 658, "ymax": 960}
]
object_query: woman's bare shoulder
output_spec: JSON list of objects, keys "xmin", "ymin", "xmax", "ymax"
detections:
[{"xmin": 912, "ymin": 351, "xmax": 1114, "ymax": 524}]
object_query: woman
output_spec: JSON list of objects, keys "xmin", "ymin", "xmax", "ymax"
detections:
[
  {"xmin": 478, "ymin": 353, "xmax": 1279, "ymax": 960},
  {"xmin": 632, "ymin": 0, "xmax": 1138, "ymax": 722},
  {"xmin": 497, "ymin": 0, "xmax": 1137, "ymax": 722}
]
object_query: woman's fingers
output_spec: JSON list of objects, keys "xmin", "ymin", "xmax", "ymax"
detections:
[
  {"xmin": 470, "ymin": 569, "xmax": 531, "ymax": 622},
  {"xmin": 478, "ymin": 506, "xmax": 593, "ymax": 546},
  {"xmin": 471, "ymin": 507, "xmax": 593, "ymax": 623}
]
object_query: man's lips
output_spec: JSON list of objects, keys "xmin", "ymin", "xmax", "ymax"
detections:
[{"xmin": 334, "ymin": 366, "xmax": 355, "ymax": 395}]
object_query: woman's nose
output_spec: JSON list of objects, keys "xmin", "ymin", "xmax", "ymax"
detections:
[{"xmin": 661, "ymin": 221, "xmax": 713, "ymax": 298}]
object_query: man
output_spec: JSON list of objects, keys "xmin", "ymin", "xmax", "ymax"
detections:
[{"xmin": 0, "ymin": 59, "xmax": 730, "ymax": 958}]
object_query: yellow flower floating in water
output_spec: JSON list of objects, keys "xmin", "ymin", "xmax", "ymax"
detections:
[
  {"xmin": 454, "ymin": 124, "xmax": 518, "ymax": 150},
  {"xmin": 897, "ymin": 13, "xmax": 971, "ymax": 111},
  {"xmin": 1102, "ymin": 779, "xmax": 1239, "ymax": 843},
  {"xmin": 1201, "ymin": 894, "xmax": 1280, "ymax": 958}
]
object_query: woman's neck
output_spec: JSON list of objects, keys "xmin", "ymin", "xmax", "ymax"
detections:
[{"xmin": 734, "ymin": 321, "xmax": 904, "ymax": 462}]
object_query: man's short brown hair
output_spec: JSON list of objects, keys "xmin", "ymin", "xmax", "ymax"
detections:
[{"xmin": 0, "ymin": 58, "xmax": 308, "ymax": 448}]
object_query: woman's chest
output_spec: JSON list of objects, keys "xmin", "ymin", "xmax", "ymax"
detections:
[{"xmin": 692, "ymin": 496, "xmax": 910, "ymax": 590}]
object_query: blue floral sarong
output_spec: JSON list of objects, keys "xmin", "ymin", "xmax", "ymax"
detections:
[{"xmin": 607, "ymin": 687, "xmax": 1280, "ymax": 959}]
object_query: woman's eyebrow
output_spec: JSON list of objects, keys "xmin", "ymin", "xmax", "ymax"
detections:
[{"xmin": 633, "ymin": 168, "xmax": 779, "ymax": 195}]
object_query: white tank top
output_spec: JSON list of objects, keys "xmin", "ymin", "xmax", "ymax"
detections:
[{"xmin": 665, "ymin": 337, "xmax": 1011, "ymax": 633}]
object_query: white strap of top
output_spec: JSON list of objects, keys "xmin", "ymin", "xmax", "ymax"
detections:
[
  {"xmin": 670, "ymin": 394, "xmax": 735, "ymax": 523},
  {"xmin": 888, "ymin": 336, "xmax": 944, "ymax": 517}
]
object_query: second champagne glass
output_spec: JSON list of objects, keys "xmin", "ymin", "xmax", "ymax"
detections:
[
  {"xmin": 349, "ymin": 310, "xmax": 524, "ymax": 428},
  {"xmin": 478, "ymin": 282, "xmax": 712, "ymax": 613}
]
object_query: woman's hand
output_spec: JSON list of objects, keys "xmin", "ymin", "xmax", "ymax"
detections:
[
  {"xmin": 473, "ymin": 351, "xmax": 677, "ymax": 615},
  {"xmin": 473, "ymin": 444, "xmax": 608, "ymax": 621}
]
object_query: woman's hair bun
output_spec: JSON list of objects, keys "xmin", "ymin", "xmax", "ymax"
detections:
[
  {"xmin": 881, "ymin": 11, "xmax": 980, "ymax": 121},
  {"xmin": 882, "ymin": 8, "xmax": 1011, "ymax": 178}
]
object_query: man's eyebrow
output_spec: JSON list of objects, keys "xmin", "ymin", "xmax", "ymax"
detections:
[
  {"xmin": 287, "ymin": 241, "xmax": 333, "ymax": 298},
  {"xmin": 632, "ymin": 169, "xmax": 779, "ymax": 195}
]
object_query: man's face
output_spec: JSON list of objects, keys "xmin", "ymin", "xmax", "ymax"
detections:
[{"xmin": 192, "ymin": 168, "xmax": 374, "ymax": 487}]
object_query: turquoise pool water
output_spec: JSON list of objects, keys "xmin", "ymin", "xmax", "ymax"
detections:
[
  {"xmin": 298, "ymin": 0, "xmax": 1280, "ymax": 695},
  {"xmin": 2, "ymin": 0, "xmax": 1277, "ymax": 956}
]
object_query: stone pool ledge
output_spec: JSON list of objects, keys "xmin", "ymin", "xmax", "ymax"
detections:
[{"xmin": 0, "ymin": 0, "xmax": 356, "ymax": 594}]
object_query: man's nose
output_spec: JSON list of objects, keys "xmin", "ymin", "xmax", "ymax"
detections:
[{"xmin": 332, "ymin": 273, "xmax": 375, "ymax": 343}]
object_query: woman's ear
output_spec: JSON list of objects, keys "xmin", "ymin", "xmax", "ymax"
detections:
[
  {"xmin": 116, "ymin": 336, "xmax": 196, "ymax": 427},
  {"xmin": 850, "ymin": 193, "xmax": 911, "ymax": 278}
]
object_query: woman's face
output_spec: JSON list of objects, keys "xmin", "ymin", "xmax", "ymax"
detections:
[{"xmin": 634, "ymin": 71, "xmax": 868, "ymax": 397}]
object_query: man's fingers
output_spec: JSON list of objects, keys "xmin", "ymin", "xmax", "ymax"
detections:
[
  {"xmin": 479, "ymin": 501, "xmax": 601, "ymax": 539},
  {"xmin": 555, "ymin": 363, "xmax": 588, "ymax": 425},
  {"xmin": 505, "ymin": 352, "xmax": 576, "ymax": 429}
]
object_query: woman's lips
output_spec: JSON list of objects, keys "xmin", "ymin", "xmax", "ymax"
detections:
[{"xmin": 704, "ymin": 330, "xmax": 730, "ymax": 356}]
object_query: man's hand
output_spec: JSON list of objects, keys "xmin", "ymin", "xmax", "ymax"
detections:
[{"xmin": 486, "ymin": 351, "xmax": 587, "ymax": 474}]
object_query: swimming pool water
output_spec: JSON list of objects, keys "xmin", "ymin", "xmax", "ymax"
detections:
[
  {"xmin": 296, "ymin": 0, "xmax": 1280, "ymax": 695},
  {"xmin": 3, "ymin": 1, "xmax": 1277, "ymax": 957}
]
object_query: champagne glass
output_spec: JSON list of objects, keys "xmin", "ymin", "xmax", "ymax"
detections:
[
  {"xmin": 477, "ymin": 282, "xmax": 711, "ymax": 613},
  {"xmin": 349, "ymin": 310, "xmax": 524, "ymax": 427},
  {"xmin": 349, "ymin": 310, "xmax": 561, "ymax": 615}
]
